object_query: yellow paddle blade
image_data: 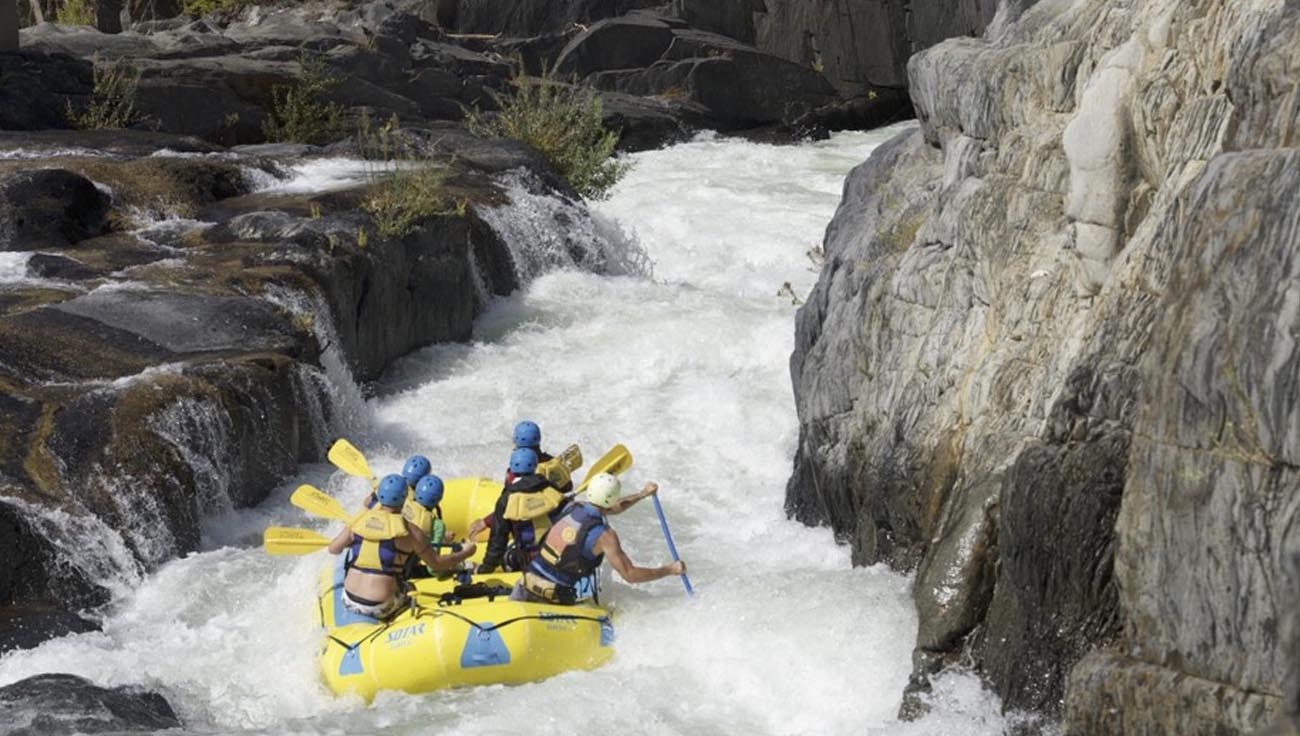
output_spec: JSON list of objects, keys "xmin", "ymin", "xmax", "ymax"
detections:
[
  {"xmin": 290, "ymin": 484, "xmax": 351, "ymax": 523},
  {"xmin": 575, "ymin": 444, "xmax": 633, "ymax": 494},
  {"xmin": 328, "ymin": 438, "xmax": 375, "ymax": 481},
  {"xmin": 263, "ymin": 526, "xmax": 331, "ymax": 555},
  {"xmin": 554, "ymin": 443, "xmax": 583, "ymax": 472}
]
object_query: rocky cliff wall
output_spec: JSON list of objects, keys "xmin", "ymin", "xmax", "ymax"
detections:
[
  {"xmin": 674, "ymin": 0, "xmax": 1000, "ymax": 96},
  {"xmin": 789, "ymin": 0, "xmax": 1300, "ymax": 731}
]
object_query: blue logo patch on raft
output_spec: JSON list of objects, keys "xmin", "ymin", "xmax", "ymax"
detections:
[
  {"xmin": 339, "ymin": 646, "xmax": 364, "ymax": 676},
  {"xmin": 460, "ymin": 624, "xmax": 511, "ymax": 668}
]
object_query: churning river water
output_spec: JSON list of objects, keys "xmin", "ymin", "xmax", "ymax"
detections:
[{"xmin": 0, "ymin": 127, "xmax": 1010, "ymax": 735}]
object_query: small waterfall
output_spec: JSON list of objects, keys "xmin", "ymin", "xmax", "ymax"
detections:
[
  {"xmin": 479, "ymin": 169, "xmax": 652, "ymax": 284},
  {"xmin": 148, "ymin": 397, "xmax": 237, "ymax": 517},
  {"xmin": 0, "ymin": 497, "xmax": 143, "ymax": 600},
  {"xmin": 261, "ymin": 285, "xmax": 368, "ymax": 433},
  {"xmin": 100, "ymin": 469, "xmax": 182, "ymax": 568}
]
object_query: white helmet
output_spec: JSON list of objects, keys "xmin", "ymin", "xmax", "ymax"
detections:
[{"xmin": 586, "ymin": 473, "xmax": 621, "ymax": 508}]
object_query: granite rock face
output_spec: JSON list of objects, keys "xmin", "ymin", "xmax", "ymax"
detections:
[
  {"xmin": 789, "ymin": 0, "xmax": 1300, "ymax": 730},
  {"xmin": 0, "ymin": 673, "xmax": 180, "ymax": 734},
  {"xmin": 674, "ymin": 0, "xmax": 1000, "ymax": 95}
]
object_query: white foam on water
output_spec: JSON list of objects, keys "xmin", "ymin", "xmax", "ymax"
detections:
[
  {"xmin": 251, "ymin": 158, "xmax": 408, "ymax": 195},
  {"xmin": 0, "ymin": 252, "xmax": 33, "ymax": 284},
  {"xmin": 477, "ymin": 169, "xmax": 652, "ymax": 283},
  {"xmin": 0, "ymin": 126, "xmax": 1008, "ymax": 734},
  {"xmin": 0, "ymin": 147, "xmax": 109, "ymax": 160},
  {"xmin": 0, "ymin": 497, "xmax": 143, "ymax": 601}
]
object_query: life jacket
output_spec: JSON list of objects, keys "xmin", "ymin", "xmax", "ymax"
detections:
[
  {"xmin": 402, "ymin": 499, "xmax": 435, "ymax": 537},
  {"xmin": 347, "ymin": 507, "xmax": 410, "ymax": 577},
  {"xmin": 499, "ymin": 474, "xmax": 567, "ymax": 565},
  {"xmin": 532, "ymin": 502, "xmax": 606, "ymax": 586}
]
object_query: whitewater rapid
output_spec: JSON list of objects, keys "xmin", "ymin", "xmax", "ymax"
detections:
[{"xmin": 0, "ymin": 128, "xmax": 1009, "ymax": 735}]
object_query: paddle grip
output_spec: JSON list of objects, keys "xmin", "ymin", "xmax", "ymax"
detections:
[{"xmin": 651, "ymin": 494, "xmax": 694, "ymax": 597}]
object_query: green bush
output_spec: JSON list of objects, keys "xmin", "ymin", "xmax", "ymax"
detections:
[
  {"xmin": 262, "ymin": 54, "xmax": 344, "ymax": 146},
  {"xmin": 469, "ymin": 71, "xmax": 628, "ymax": 201},
  {"xmin": 357, "ymin": 114, "xmax": 465, "ymax": 239},
  {"xmin": 55, "ymin": 0, "xmax": 96, "ymax": 25},
  {"xmin": 181, "ymin": 0, "xmax": 255, "ymax": 17},
  {"xmin": 66, "ymin": 55, "xmax": 142, "ymax": 130}
]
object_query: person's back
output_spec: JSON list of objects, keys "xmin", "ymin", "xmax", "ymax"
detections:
[
  {"xmin": 522, "ymin": 501, "xmax": 607, "ymax": 603},
  {"xmin": 329, "ymin": 474, "xmax": 475, "ymax": 618},
  {"xmin": 515, "ymin": 473, "xmax": 684, "ymax": 604},
  {"xmin": 479, "ymin": 448, "xmax": 568, "ymax": 572}
]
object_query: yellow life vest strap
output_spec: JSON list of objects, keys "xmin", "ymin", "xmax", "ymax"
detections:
[
  {"xmin": 402, "ymin": 500, "xmax": 434, "ymax": 536},
  {"xmin": 502, "ymin": 487, "xmax": 567, "ymax": 521},
  {"xmin": 349, "ymin": 508, "xmax": 408, "ymax": 541}
]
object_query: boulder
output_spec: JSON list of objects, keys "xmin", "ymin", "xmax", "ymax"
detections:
[
  {"xmin": 554, "ymin": 14, "xmax": 677, "ymax": 78},
  {"xmin": 54, "ymin": 290, "xmax": 313, "ymax": 358},
  {"xmin": 569, "ymin": 23, "xmax": 839, "ymax": 129},
  {"xmin": 0, "ymin": 169, "xmax": 109, "ymax": 250},
  {"xmin": 0, "ymin": 674, "xmax": 179, "ymax": 734},
  {"xmin": 671, "ymin": 0, "xmax": 763, "ymax": 45},
  {"xmin": 0, "ymin": 50, "xmax": 92, "ymax": 130},
  {"xmin": 25, "ymin": 253, "xmax": 100, "ymax": 280},
  {"xmin": 0, "ymin": 609, "xmax": 100, "ymax": 653},
  {"xmin": 434, "ymin": 0, "xmax": 660, "ymax": 36},
  {"xmin": 599, "ymin": 90, "xmax": 701, "ymax": 151}
]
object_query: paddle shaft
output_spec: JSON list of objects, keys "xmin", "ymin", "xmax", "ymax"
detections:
[
  {"xmin": 651, "ymin": 494, "xmax": 693, "ymax": 597},
  {"xmin": 265, "ymin": 528, "xmax": 464, "ymax": 555}
]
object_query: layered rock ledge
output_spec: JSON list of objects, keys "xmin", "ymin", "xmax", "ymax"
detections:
[
  {"xmin": 0, "ymin": 124, "xmax": 560, "ymax": 650},
  {"xmin": 789, "ymin": 0, "xmax": 1300, "ymax": 732}
]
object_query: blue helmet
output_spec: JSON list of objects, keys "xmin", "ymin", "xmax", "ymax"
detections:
[
  {"xmin": 402, "ymin": 455, "xmax": 431, "ymax": 487},
  {"xmin": 513, "ymin": 420, "xmax": 541, "ymax": 449},
  {"xmin": 377, "ymin": 474, "xmax": 407, "ymax": 508},
  {"xmin": 509, "ymin": 447, "xmax": 539, "ymax": 475},
  {"xmin": 415, "ymin": 475, "xmax": 444, "ymax": 509}
]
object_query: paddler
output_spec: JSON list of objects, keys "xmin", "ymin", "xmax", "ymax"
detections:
[
  {"xmin": 328, "ymin": 474, "xmax": 476, "ymax": 618},
  {"xmin": 514, "ymin": 472, "xmax": 684, "ymax": 604},
  {"xmin": 476, "ymin": 447, "xmax": 568, "ymax": 573}
]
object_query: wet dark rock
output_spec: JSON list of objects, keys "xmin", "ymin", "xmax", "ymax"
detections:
[
  {"xmin": 0, "ymin": 497, "xmax": 110, "ymax": 617},
  {"xmin": 599, "ymin": 90, "xmax": 701, "ymax": 152},
  {"xmin": 973, "ymin": 422, "xmax": 1127, "ymax": 717},
  {"xmin": 0, "ymin": 609, "xmax": 100, "ymax": 653},
  {"xmin": 24, "ymin": 254, "xmax": 100, "ymax": 281},
  {"xmin": 671, "ymin": 0, "xmax": 763, "ymax": 44},
  {"xmin": 55, "ymin": 290, "xmax": 312, "ymax": 358},
  {"xmin": 0, "ymin": 307, "xmax": 178, "ymax": 386},
  {"xmin": 554, "ymin": 14, "xmax": 677, "ymax": 78},
  {"xmin": 0, "ymin": 50, "xmax": 92, "ymax": 130},
  {"xmin": 0, "ymin": 169, "xmax": 110, "ymax": 251},
  {"xmin": 434, "ymin": 0, "xmax": 660, "ymax": 35},
  {"xmin": 0, "ymin": 674, "xmax": 179, "ymax": 734},
  {"xmin": 573, "ymin": 24, "xmax": 838, "ymax": 130}
]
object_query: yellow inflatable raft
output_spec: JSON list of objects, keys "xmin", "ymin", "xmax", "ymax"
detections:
[{"xmin": 316, "ymin": 476, "xmax": 614, "ymax": 700}]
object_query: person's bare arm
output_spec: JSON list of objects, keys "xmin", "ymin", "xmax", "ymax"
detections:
[
  {"xmin": 407, "ymin": 521, "xmax": 477, "ymax": 570},
  {"xmin": 594, "ymin": 529, "xmax": 685, "ymax": 583},
  {"xmin": 327, "ymin": 527, "xmax": 353, "ymax": 555},
  {"xmin": 605, "ymin": 482, "xmax": 658, "ymax": 515}
]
